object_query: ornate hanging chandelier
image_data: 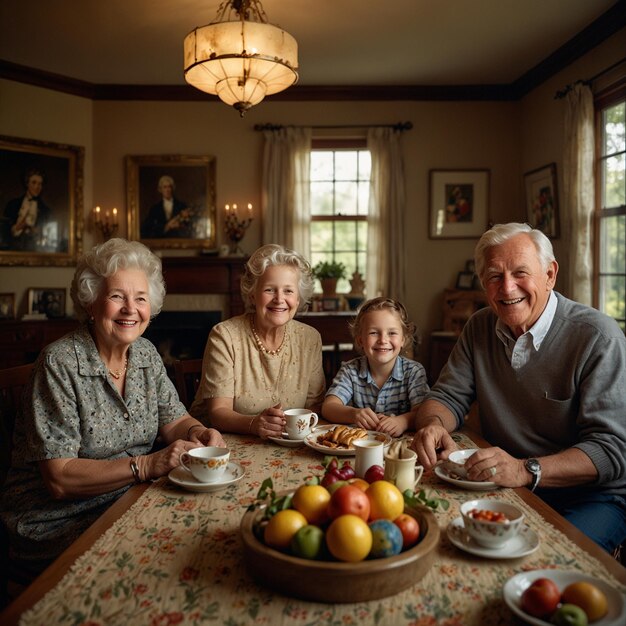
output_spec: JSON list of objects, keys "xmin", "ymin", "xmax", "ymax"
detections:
[{"xmin": 184, "ymin": 0, "xmax": 299, "ymax": 117}]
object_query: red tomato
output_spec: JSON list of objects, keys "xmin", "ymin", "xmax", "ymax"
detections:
[
  {"xmin": 520, "ymin": 578, "xmax": 561, "ymax": 618},
  {"xmin": 364, "ymin": 464, "xmax": 385, "ymax": 483},
  {"xmin": 393, "ymin": 513, "xmax": 420, "ymax": 549},
  {"xmin": 327, "ymin": 485, "xmax": 371, "ymax": 521}
]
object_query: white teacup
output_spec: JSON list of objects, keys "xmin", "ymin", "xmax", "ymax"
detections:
[
  {"xmin": 283, "ymin": 409, "xmax": 319, "ymax": 440},
  {"xmin": 384, "ymin": 449, "xmax": 424, "ymax": 492},
  {"xmin": 353, "ymin": 439, "xmax": 384, "ymax": 478},
  {"xmin": 180, "ymin": 446, "xmax": 230, "ymax": 483}
]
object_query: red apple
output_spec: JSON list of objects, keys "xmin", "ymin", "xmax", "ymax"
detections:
[
  {"xmin": 327, "ymin": 485, "xmax": 371, "ymax": 521},
  {"xmin": 364, "ymin": 464, "xmax": 385, "ymax": 483},
  {"xmin": 394, "ymin": 513, "xmax": 420, "ymax": 549},
  {"xmin": 520, "ymin": 577, "xmax": 561, "ymax": 618}
]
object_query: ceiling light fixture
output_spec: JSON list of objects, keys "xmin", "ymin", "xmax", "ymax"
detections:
[{"xmin": 184, "ymin": 0, "xmax": 298, "ymax": 117}]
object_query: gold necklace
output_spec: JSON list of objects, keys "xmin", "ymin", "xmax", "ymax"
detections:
[
  {"xmin": 251, "ymin": 317, "xmax": 285, "ymax": 356},
  {"xmin": 108, "ymin": 355, "xmax": 128, "ymax": 380}
]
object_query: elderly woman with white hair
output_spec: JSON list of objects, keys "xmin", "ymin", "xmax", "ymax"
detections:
[
  {"xmin": 0, "ymin": 238, "xmax": 224, "ymax": 579},
  {"xmin": 190, "ymin": 244, "xmax": 325, "ymax": 438}
]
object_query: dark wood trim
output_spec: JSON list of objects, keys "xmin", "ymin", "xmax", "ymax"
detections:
[{"xmin": 2, "ymin": 2, "xmax": 624, "ymax": 103}]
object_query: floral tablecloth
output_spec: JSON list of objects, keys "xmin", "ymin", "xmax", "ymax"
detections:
[{"xmin": 19, "ymin": 433, "xmax": 626, "ymax": 626}]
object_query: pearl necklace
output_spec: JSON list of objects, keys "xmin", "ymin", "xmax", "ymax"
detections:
[
  {"xmin": 251, "ymin": 317, "xmax": 285, "ymax": 356},
  {"xmin": 108, "ymin": 356, "xmax": 128, "ymax": 380}
]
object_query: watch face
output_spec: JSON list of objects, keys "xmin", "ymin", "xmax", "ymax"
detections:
[{"xmin": 526, "ymin": 459, "xmax": 540, "ymax": 473}]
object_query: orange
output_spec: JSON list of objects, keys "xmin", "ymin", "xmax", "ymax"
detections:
[
  {"xmin": 263, "ymin": 509, "xmax": 308, "ymax": 551},
  {"xmin": 366, "ymin": 480, "xmax": 404, "ymax": 521},
  {"xmin": 325, "ymin": 514, "xmax": 372, "ymax": 562},
  {"xmin": 291, "ymin": 484, "xmax": 331, "ymax": 524},
  {"xmin": 348, "ymin": 478, "xmax": 370, "ymax": 491},
  {"xmin": 561, "ymin": 581, "xmax": 608, "ymax": 622}
]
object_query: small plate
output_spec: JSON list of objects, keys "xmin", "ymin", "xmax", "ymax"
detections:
[
  {"xmin": 267, "ymin": 434, "xmax": 305, "ymax": 448},
  {"xmin": 503, "ymin": 569, "xmax": 626, "ymax": 626},
  {"xmin": 304, "ymin": 424, "xmax": 392, "ymax": 456},
  {"xmin": 447, "ymin": 516, "xmax": 539, "ymax": 559},
  {"xmin": 434, "ymin": 465, "xmax": 498, "ymax": 490},
  {"xmin": 168, "ymin": 461, "xmax": 246, "ymax": 493}
]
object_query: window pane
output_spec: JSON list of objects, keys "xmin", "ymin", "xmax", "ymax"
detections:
[
  {"xmin": 603, "ymin": 154, "xmax": 625, "ymax": 209},
  {"xmin": 357, "ymin": 181, "xmax": 370, "ymax": 215},
  {"xmin": 335, "ymin": 152, "xmax": 358, "ymax": 180},
  {"xmin": 335, "ymin": 181, "xmax": 358, "ymax": 215},
  {"xmin": 357, "ymin": 221, "xmax": 368, "ymax": 250},
  {"xmin": 358, "ymin": 151, "xmax": 371, "ymax": 178},
  {"xmin": 310, "ymin": 221, "xmax": 334, "ymax": 252},
  {"xmin": 598, "ymin": 274, "xmax": 625, "ymax": 324},
  {"xmin": 600, "ymin": 214, "xmax": 625, "ymax": 273},
  {"xmin": 310, "ymin": 182, "xmax": 333, "ymax": 215},
  {"xmin": 311, "ymin": 151, "xmax": 334, "ymax": 181},
  {"xmin": 335, "ymin": 220, "xmax": 357, "ymax": 251},
  {"xmin": 603, "ymin": 102, "xmax": 625, "ymax": 155}
]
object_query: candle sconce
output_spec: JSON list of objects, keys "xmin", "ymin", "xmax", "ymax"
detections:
[
  {"xmin": 224, "ymin": 203, "xmax": 253, "ymax": 255},
  {"xmin": 93, "ymin": 206, "xmax": 119, "ymax": 240}
]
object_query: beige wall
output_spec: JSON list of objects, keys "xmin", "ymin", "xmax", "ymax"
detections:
[{"xmin": 1, "ymin": 25, "xmax": 624, "ymax": 361}]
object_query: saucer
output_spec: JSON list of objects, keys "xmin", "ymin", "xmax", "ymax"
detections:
[
  {"xmin": 434, "ymin": 465, "xmax": 498, "ymax": 490},
  {"xmin": 168, "ymin": 461, "xmax": 245, "ymax": 493},
  {"xmin": 447, "ymin": 516, "xmax": 539, "ymax": 558},
  {"xmin": 267, "ymin": 434, "xmax": 305, "ymax": 448}
]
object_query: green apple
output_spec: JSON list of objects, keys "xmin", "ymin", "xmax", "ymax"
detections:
[
  {"xmin": 326, "ymin": 480, "xmax": 349, "ymax": 494},
  {"xmin": 290, "ymin": 524, "xmax": 324, "ymax": 559},
  {"xmin": 551, "ymin": 604, "xmax": 588, "ymax": 626}
]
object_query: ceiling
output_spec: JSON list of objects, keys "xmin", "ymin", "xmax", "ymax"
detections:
[{"xmin": 0, "ymin": 0, "xmax": 623, "ymax": 97}]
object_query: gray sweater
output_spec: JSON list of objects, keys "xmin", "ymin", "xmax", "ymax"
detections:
[{"xmin": 428, "ymin": 292, "xmax": 626, "ymax": 497}]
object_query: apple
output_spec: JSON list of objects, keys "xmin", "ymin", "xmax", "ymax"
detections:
[
  {"xmin": 326, "ymin": 479, "xmax": 349, "ymax": 494},
  {"xmin": 327, "ymin": 484, "xmax": 371, "ymax": 520},
  {"xmin": 364, "ymin": 464, "xmax": 385, "ymax": 483},
  {"xmin": 551, "ymin": 604, "xmax": 589, "ymax": 626},
  {"xmin": 520, "ymin": 577, "xmax": 561, "ymax": 618},
  {"xmin": 394, "ymin": 513, "xmax": 420, "ymax": 549},
  {"xmin": 321, "ymin": 472, "xmax": 340, "ymax": 488}
]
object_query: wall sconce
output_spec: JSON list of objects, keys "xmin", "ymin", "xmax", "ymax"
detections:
[
  {"xmin": 224, "ymin": 203, "xmax": 253, "ymax": 255},
  {"xmin": 93, "ymin": 206, "xmax": 119, "ymax": 240}
]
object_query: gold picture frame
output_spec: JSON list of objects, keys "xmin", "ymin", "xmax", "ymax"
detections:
[
  {"xmin": 126, "ymin": 154, "xmax": 217, "ymax": 250},
  {"xmin": 428, "ymin": 169, "xmax": 490, "ymax": 239},
  {"xmin": 0, "ymin": 135, "xmax": 84, "ymax": 266},
  {"xmin": 27, "ymin": 287, "xmax": 67, "ymax": 318},
  {"xmin": 524, "ymin": 163, "xmax": 559, "ymax": 238}
]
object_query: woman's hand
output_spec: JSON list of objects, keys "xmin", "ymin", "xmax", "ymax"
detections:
[
  {"xmin": 140, "ymin": 439, "xmax": 201, "ymax": 480},
  {"xmin": 189, "ymin": 426, "xmax": 226, "ymax": 448},
  {"xmin": 252, "ymin": 404, "xmax": 285, "ymax": 439}
]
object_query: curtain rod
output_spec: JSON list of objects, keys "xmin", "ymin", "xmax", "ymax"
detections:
[
  {"xmin": 554, "ymin": 56, "xmax": 626, "ymax": 99},
  {"xmin": 254, "ymin": 121, "xmax": 413, "ymax": 132}
]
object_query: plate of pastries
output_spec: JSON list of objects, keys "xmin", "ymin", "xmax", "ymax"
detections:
[{"xmin": 304, "ymin": 424, "xmax": 392, "ymax": 456}]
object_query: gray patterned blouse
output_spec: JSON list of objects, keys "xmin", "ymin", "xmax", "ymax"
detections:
[{"xmin": 0, "ymin": 325, "xmax": 186, "ymax": 571}]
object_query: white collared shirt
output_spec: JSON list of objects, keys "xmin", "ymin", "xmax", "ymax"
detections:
[
  {"xmin": 495, "ymin": 290, "xmax": 558, "ymax": 369},
  {"xmin": 163, "ymin": 197, "xmax": 174, "ymax": 220}
]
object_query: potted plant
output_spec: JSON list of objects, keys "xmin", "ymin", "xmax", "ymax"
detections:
[{"xmin": 313, "ymin": 260, "xmax": 347, "ymax": 296}]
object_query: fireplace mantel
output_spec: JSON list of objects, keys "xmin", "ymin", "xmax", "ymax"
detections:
[{"xmin": 161, "ymin": 256, "xmax": 247, "ymax": 316}]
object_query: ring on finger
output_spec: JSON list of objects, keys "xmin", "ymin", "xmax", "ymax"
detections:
[{"xmin": 489, "ymin": 466, "xmax": 497, "ymax": 477}]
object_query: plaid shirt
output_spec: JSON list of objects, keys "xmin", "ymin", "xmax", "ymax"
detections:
[{"xmin": 326, "ymin": 355, "xmax": 429, "ymax": 415}]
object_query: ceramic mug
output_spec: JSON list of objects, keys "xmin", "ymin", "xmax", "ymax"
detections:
[
  {"xmin": 353, "ymin": 439, "xmax": 384, "ymax": 478},
  {"xmin": 179, "ymin": 446, "xmax": 230, "ymax": 483},
  {"xmin": 384, "ymin": 449, "xmax": 424, "ymax": 492},
  {"xmin": 283, "ymin": 409, "xmax": 319, "ymax": 440}
]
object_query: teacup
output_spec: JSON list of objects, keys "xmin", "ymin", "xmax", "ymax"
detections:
[
  {"xmin": 354, "ymin": 439, "xmax": 384, "ymax": 478},
  {"xmin": 384, "ymin": 448, "xmax": 424, "ymax": 492},
  {"xmin": 179, "ymin": 446, "xmax": 230, "ymax": 483},
  {"xmin": 460, "ymin": 498, "xmax": 524, "ymax": 548},
  {"xmin": 283, "ymin": 408, "xmax": 319, "ymax": 440}
]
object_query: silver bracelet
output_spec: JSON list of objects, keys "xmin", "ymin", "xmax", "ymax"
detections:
[{"xmin": 130, "ymin": 458, "xmax": 142, "ymax": 484}]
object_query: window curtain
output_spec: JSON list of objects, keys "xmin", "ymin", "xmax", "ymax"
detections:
[
  {"xmin": 261, "ymin": 127, "xmax": 312, "ymax": 257},
  {"xmin": 563, "ymin": 83, "xmax": 595, "ymax": 305},
  {"xmin": 367, "ymin": 127, "xmax": 406, "ymax": 301}
]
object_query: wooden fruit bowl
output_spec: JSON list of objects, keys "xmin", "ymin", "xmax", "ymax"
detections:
[{"xmin": 240, "ymin": 499, "xmax": 440, "ymax": 603}]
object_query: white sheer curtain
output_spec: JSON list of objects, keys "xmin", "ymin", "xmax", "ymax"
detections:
[
  {"xmin": 261, "ymin": 127, "xmax": 312, "ymax": 256},
  {"xmin": 563, "ymin": 83, "xmax": 595, "ymax": 305},
  {"xmin": 367, "ymin": 127, "xmax": 406, "ymax": 301}
]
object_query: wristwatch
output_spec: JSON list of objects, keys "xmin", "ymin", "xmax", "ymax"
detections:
[{"xmin": 525, "ymin": 458, "xmax": 541, "ymax": 492}]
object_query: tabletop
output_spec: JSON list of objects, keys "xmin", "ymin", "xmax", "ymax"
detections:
[{"xmin": 2, "ymin": 430, "xmax": 625, "ymax": 626}]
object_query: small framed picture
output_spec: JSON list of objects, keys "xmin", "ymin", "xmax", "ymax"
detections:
[
  {"xmin": 465, "ymin": 259, "xmax": 475, "ymax": 273},
  {"xmin": 27, "ymin": 287, "xmax": 66, "ymax": 318},
  {"xmin": 455, "ymin": 271, "xmax": 475, "ymax": 290},
  {"xmin": 524, "ymin": 163, "xmax": 559, "ymax": 238},
  {"xmin": 0, "ymin": 293, "xmax": 15, "ymax": 319},
  {"xmin": 321, "ymin": 297, "xmax": 341, "ymax": 312}
]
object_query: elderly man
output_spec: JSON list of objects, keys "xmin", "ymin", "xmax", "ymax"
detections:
[{"xmin": 411, "ymin": 222, "xmax": 626, "ymax": 553}]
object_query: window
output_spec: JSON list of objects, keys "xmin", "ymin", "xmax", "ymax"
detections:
[
  {"xmin": 309, "ymin": 140, "xmax": 370, "ymax": 293},
  {"xmin": 595, "ymin": 89, "xmax": 626, "ymax": 331}
]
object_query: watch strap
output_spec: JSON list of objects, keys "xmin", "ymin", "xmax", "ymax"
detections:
[{"xmin": 525, "ymin": 458, "xmax": 541, "ymax": 492}]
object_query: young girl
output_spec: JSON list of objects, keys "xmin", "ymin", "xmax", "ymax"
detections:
[{"xmin": 322, "ymin": 297, "xmax": 429, "ymax": 436}]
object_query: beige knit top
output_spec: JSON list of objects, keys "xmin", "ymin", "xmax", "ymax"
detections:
[{"xmin": 190, "ymin": 314, "xmax": 325, "ymax": 422}]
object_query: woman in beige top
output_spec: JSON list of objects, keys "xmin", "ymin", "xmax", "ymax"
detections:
[{"xmin": 190, "ymin": 244, "xmax": 325, "ymax": 438}]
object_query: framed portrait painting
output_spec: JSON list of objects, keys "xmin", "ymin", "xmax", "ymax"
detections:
[
  {"xmin": 0, "ymin": 135, "xmax": 84, "ymax": 266},
  {"xmin": 428, "ymin": 170, "xmax": 490, "ymax": 239},
  {"xmin": 27, "ymin": 287, "xmax": 66, "ymax": 318},
  {"xmin": 0, "ymin": 293, "xmax": 15, "ymax": 320},
  {"xmin": 525, "ymin": 163, "xmax": 559, "ymax": 238},
  {"xmin": 126, "ymin": 154, "xmax": 217, "ymax": 250}
]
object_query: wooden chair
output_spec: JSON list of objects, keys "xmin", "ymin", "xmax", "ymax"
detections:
[
  {"xmin": 173, "ymin": 358, "xmax": 203, "ymax": 409},
  {"xmin": 0, "ymin": 362, "xmax": 35, "ymax": 608}
]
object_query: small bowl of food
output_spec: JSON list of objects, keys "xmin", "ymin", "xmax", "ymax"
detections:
[{"xmin": 460, "ymin": 498, "xmax": 524, "ymax": 548}]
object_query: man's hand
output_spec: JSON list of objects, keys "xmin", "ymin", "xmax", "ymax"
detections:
[{"xmin": 410, "ymin": 424, "xmax": 456, "ymax": 469}]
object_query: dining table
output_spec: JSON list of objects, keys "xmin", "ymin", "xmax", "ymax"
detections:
[{"xmin": 1, "ymin": 428, "xmax": 625, "ymax": 626}]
